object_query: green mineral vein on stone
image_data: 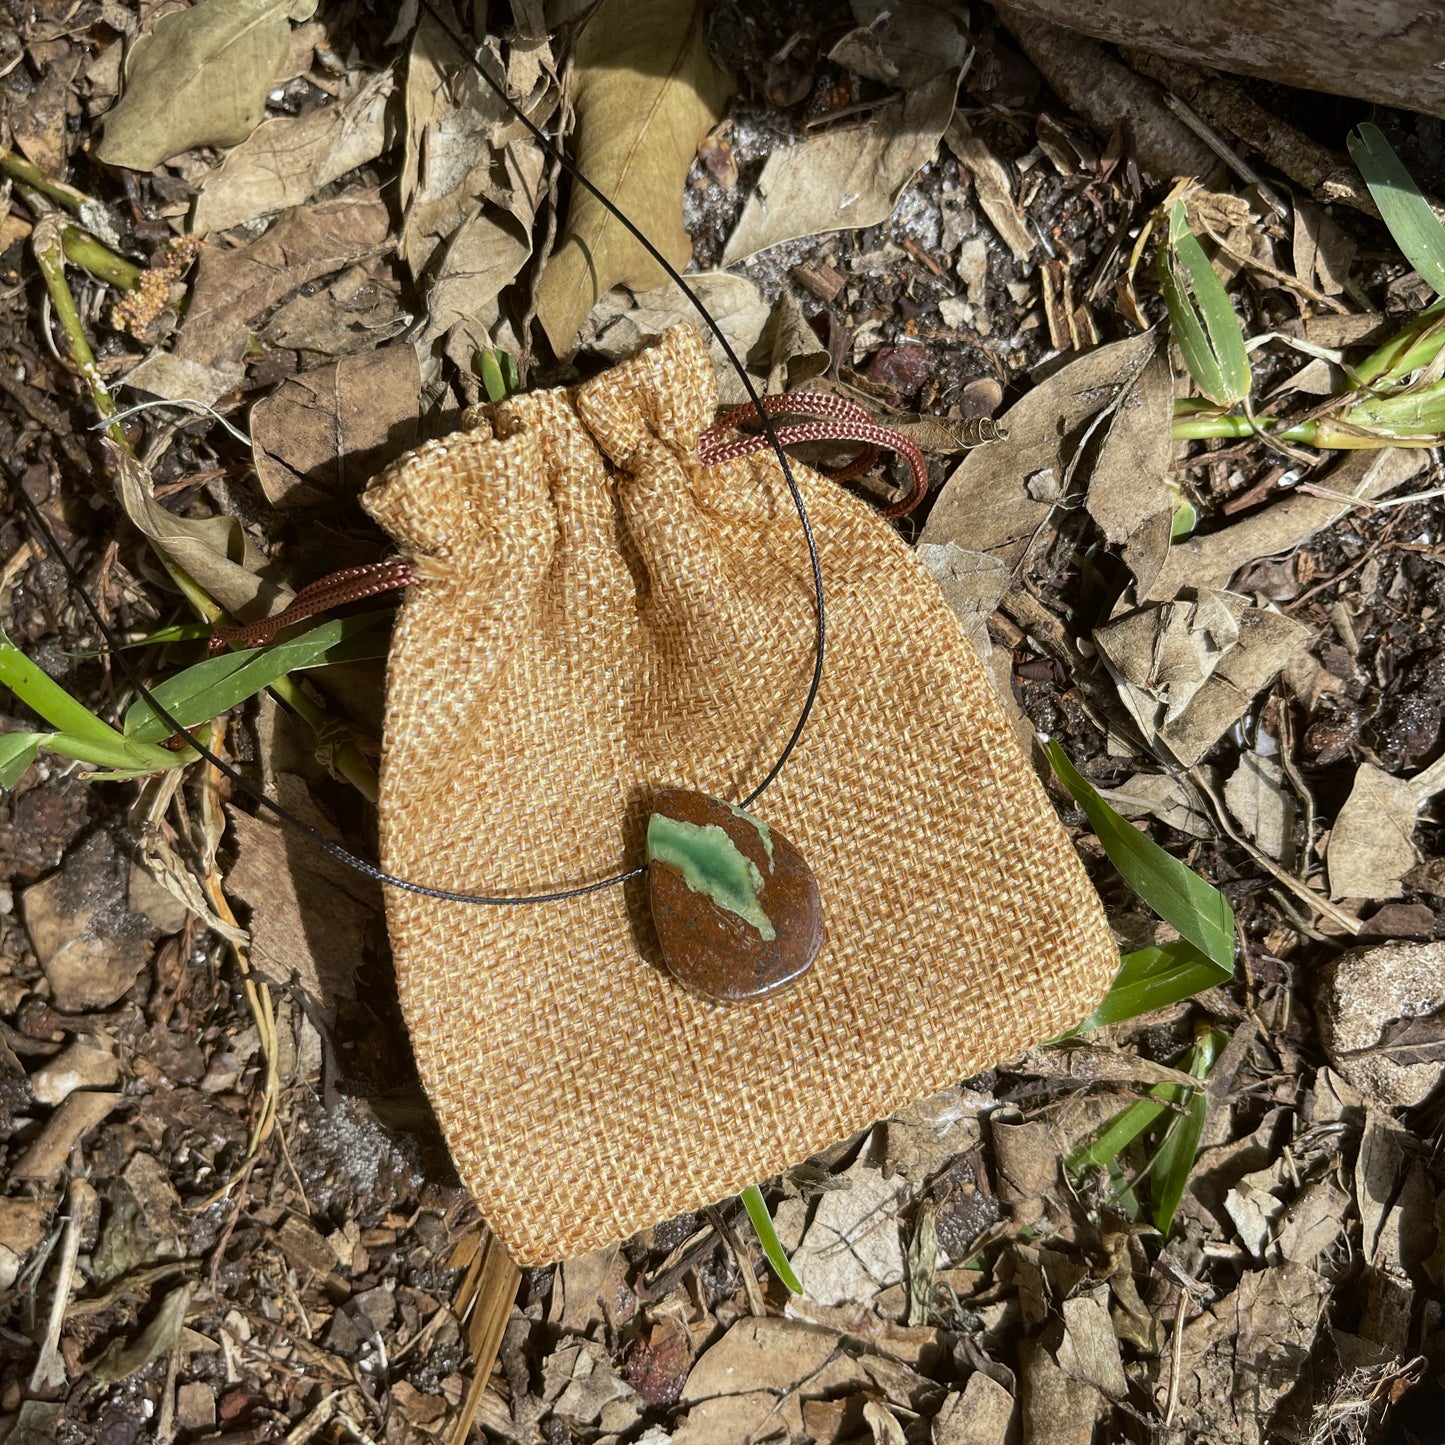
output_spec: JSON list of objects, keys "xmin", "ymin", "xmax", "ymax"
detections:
[
  {"xmin": 727, "ymin": 802, "xmax": 774, "ymax": 869},
  {"xmin": 647, "ymin": 814, "xmax": 776, "ymax": 940}
]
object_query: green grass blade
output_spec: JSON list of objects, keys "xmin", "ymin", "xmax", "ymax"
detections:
[
  {"xmin": 0, "ymin": 733, "xmax": 46, "ymax": 789},
  {"xmin": 1158, "ymin": 200, "xmax": 1251, "ymax": 406},
  {"xmin": 1353, "ymin": 299, "xmax": 1445, "ymax": 387},
  {"xmin": 1067, "ymin": 1094, "xmax": 1171, "ymax": 1173},
  {"xmin": 1068, "ymin": 1027, "xmax": 1226, "ymax": 1233},
  {"xmin": 1074, "ymin": 940, "xmax": 1232, "ymax": 1034},
  {"xmin": 1146, "ymin": 1027, "xmax": 1225, "ymax": 1233},
  {"xmin": 1343, "ymin": 379, "xmax": 1445, "ymax": 436},
  {"xmin": 1044, "ymin": 740, "xmax": 1236, "ymax": 972},
  {"xmin": 0, "ymin": 636, "xmax": 128, "ymax": 746},
  {"xmin": 740, "ymin": 1184, "xmax": 803, "ymax": 1295},
  {"xmin": 43, "ymin": 729, "xmax": 184, "ymax": 776},
  {"xmin": 1348, "ymin": 123, "xmax": 1445, "ymax": 298},
  {"xmin": 123, "ymin": 612, "xmax": 391, "ymax": 743}
]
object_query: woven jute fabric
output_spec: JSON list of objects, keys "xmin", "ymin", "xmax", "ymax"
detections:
[{"xmin": 362, "ymin": 326, "xmax": 1117, "ymax": 1265}]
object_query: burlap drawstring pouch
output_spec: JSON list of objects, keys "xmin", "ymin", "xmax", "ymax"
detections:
[{"xmin": 360, "ymin": 325, "xmax": 1117, "ymax": 1265}]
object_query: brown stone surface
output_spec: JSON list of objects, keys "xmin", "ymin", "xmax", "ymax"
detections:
[{"xmin": 647, "ymin": 789, "xmax": 823, "ymax": 1006}]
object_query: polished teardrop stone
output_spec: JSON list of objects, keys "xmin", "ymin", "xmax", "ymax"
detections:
[{"xmin": 646, "ymin": 788, "xmax": 824, "ymax": 1005}]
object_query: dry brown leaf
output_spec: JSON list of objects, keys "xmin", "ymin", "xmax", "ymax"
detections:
[
  {"xmin": 1081, "ymin": 342, "xmax": 1174, "ymax": 597},
  {"xmin": 722, "ymin": 0, "xmax": 966, "ymax": 265},
  {"xmin": 118, "ymin": 353, "xmax": 245, "ymax": 408},
  {"xmin": 176, "ymin": 192, "xmax": 392, "ymax": 368},
  {"xmin": 681, "ymin": 1318, "xmax": 838, "ymax": 1400},
  {"xmin": 920, "ymin": 331, "xmax": 1157, "ymax": 565},
  {"xmin": 250, "ymin": 346, "xmax": 422, "ymax": 509},
  {"xmin": 105, "ymin": 442, "xmax": 275, "ymax": 618},
  {"xmin": 749, "ymin": 290, "xmax": 832, "ymax": 396},
  {"xmin": 226, "ymin": 775, "xmax": 384, "ymax": 1005},
  {"xmin": 261, "ymin": 261, "xmax": 408, "ymax": 356},
  {"xmin": 932, "ymin": 1373, "xmax": 1014, "ymax": 1445},
  {"xmin": 1144, "ymin": 447, "xmax": 1427, "ymax": 601},
  {"xmin": 1327, "ymin": 764, "xmax": 1418, "ymax": 901},
  {"xmin": 583, "ymin": 273, "xmax": 771, "ymax": 405},
  {"xmin": 11, "ymin": 48, "xmax": 81, "ymax": 177},
  {"xmin": 543, "ymin": 1340, "xmax": 637, "ymax": 1428},
  {"xmin": 1019, "ymin": 1333, "xmax": 1099, "ymax": 1445},
  {"xmin": 1054, "ymin": 1292, "xmax": 1128, "ymax": 1400},
  {"xmin": 400, "ymin": 14, "xmax": 548, "ymax": 379},
  {"xmin": 192, "ymin": 69, "xmax": 393, "ymax": 234},
  {"xmin": 1099, "ymin": 592, "xmax": 1311, "ymax": 765},
  {"xmin": 1095, "ymin": 589, "xmax": 1245, "ymax": 726},
  {"xmin": 1106, "ymin": 771, "xmax": 1214, "ymax": 838},
  {"xmin": 1157, "ymin": 607, "xmax": 1310, "ymax": 765},
  {"xmin": 97, "ymin": 0, "xmax": 310, "ymax": 171},
  {"xmin": 1224, "ymin": 752, "xmax": 1292, "ymax": 862},
  {"xmin": 21, "ymin": 831, "xmax": 165, "ymax": 1011},
  {"xmin": 790, "ymin": 1166, "xmax": 910, "ymax": 1305},
  {"xmin": 91, "ymin": 1284, "xmax": 193, "ymax": 1385},
  {"xmin": 1292, "ymin": 200, "xmax": 1355, "ymax": 298},
  {"xmin": 723, "ymin": 78, "xmax": 958, "ymax": 267},
  {"xmin": 918, "ymin": 543, "xmax": 1010, "ymax": 658},
  {"xmin": 1275, "ymin": 1175, "xmax": 1351, "ymax": 1267},
  {"xmin": 671, "ymin": 1389, "xmax": 805, "ymax": 1445},
  {"xmin": 537, "ymin": 0, "xmax": 732, "ymax": 352},
  {"xmin": 1162, "ymin": 1261, "xmax": 1328, "ymax": 1445}
]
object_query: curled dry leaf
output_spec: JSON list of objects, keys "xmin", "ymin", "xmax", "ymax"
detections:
[
  {"xmin": 537, "ymin": 0, "xmax": 734, "ymax": 352},
  {"xmin": 723, "ymin": 5, "xmax": 966, "ymax": 266},
  {"xmin": 91, "ymin": 1285, "xmax": 194, "ymax": 1384},
  {"xmin": 401, "ymin": 15, "xmax": 550, "ymax": 377},
  {"xmin": 192, "ymin": 69, "xmax": 394, "ymax": 234},
  {"xmin": 97, "ymin": 0, "xmax": 314, "ymax": 172},
  {"xmin": 1096, "ymin": 592, "xmax": 1311, "ymax": 767},
  {"xmin": 104, "ymin": 442, "xmax": 276, "ymax": 618},
  {"xmin": 583, "ymin": 273, "xmax": 771, "ymax": 405}
]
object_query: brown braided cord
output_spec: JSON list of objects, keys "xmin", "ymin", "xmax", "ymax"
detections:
[
  {"xmin": 361, "ymin": 326, "xmax": 1116, "ymax": 1265},
  {"xmin": 698, "ymin": 389, "xmax": 929, "ymax": 516},
  {"xmin": 208, "ymin": 560, "xmax": 417, "ymax": 653}
]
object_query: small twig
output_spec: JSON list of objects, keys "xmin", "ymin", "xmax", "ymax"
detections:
[
  {"xmin": 0, "ymin": 146, "xmax": 92, "ymax": 212},
  {"xmin": 1161, "ymin": 1279, "xmax": 1189, "ymax": 1429},
  {"xmin": 31, "ymin": 215, "xmax": 127, "ymax": 448},
  {"xmin": 707, "ymin": 1205, "xmax": 768, "ymax": 1316},
  {"xmin": 1161, "ymin": 93, "xmax": 1287, "ymax": 219},
  {"xmin": 30, "ymin": 1179, "xmax": 99, "ymax": 1394},
  {"xmin": 1189, "ymin": 765, "xmax": 1362, "ymax": 934},
  {"xmin": 61, "ymin": 224, "xmax": 141, "ymax": 290},
  {"xmin": 1197, "ymin": 218, "xmax": 1351, "ymax": 316}
]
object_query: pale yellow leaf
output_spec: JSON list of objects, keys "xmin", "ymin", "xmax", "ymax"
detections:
[
  {"xmin": 535, "ymin": 0, "xmax": 733, "ymax": 354},
  {"xmin": 97, "ymin": 0, "xmax": 302, "ymax": 171}
]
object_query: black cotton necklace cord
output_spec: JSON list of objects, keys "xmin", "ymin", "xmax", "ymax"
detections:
[{"xmin": 4, "ymin": 10, "xmax": 827, "ymax": 908}]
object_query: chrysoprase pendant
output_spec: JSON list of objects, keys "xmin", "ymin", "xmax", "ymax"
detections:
[{"xmin": 645, "ymin": 789, "xmax": 824, "ymax": 1005}]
